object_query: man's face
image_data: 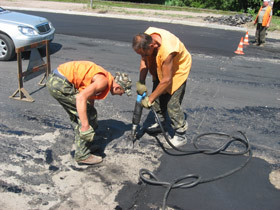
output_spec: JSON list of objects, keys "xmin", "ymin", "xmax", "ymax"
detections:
[
  {"xmin": 135, "ymin": 46, "xmax": 154, "ymax": 58},
  {"xmin": 263, "ymin": 1, "xmax": 269, "ymax": 6}
]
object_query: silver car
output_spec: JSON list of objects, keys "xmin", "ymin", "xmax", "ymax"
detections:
[{"xmin": 0, "ymin": 7, "xmax": 55, "ymax": 61}]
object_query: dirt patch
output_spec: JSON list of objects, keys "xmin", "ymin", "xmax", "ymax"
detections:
[{"xmin": 270, "ymin": 170, "xmax": 280, "ymax": 190}]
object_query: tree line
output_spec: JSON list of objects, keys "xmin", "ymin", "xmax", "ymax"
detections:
[{"xmin": 113, "ymin": 0, "xmax": 280, "ymax": 16}]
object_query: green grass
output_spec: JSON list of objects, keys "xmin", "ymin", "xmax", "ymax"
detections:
[
  {"xmin": 42, "ymin": 0, "xmax": 279, "ymax": 31},
  {"xmin": 42, "ymin": 0, "xmax": 237, "ymax": 14},
  {"xmin": 270, "ymin": 16, "xmax": 280, "ymax": 31}
]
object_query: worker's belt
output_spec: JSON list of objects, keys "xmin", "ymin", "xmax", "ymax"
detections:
[{"xmin": 52, "ymin": 69, "xmax": 71, "ymax": 85}]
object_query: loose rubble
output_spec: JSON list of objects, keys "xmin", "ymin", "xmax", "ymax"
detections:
[{"xmin": 204, "ymin": 14, "xmax": 253, "ymax": 26}]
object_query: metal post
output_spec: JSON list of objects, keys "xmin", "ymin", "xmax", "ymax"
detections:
[
  {"xmin": 17, "ymin": 51, "xmax": 23, "ymax": 99},
  {"xmin": 46, "ymin": 40, "xmax": 50, "ymax": 77}
]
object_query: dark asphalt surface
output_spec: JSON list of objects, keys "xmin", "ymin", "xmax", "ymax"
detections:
[
  {"xmin": 117, "ymin": 151, "xmax": 280, "ymax": 210},
  {"xmin": 0, "ymin": 11, "xmax": 280, "ymax": 209},
  {"xmin": 13, "ymin": 9, "xmax": 280, "ymax": 58}
]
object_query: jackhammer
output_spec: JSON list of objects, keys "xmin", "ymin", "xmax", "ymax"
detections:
[{"xmin": 130, "ymin": 92, "xmax": 146, "ymax": 142}]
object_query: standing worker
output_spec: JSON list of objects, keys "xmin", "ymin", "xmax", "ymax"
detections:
[
  {"xmin": 46, "ymin": 61, "xmax": 132, "ymax": 165},
  {"xmin": 132, "ymin": 27, "xmax": 192, "ymax": 148},
  {"xmin": 254, "ymin": 0, "xmax": 273, "ymax": 47}
]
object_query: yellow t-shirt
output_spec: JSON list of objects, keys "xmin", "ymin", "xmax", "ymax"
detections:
[
  {"xmin": 58, "ymin": 61, "xmax": 113, "ymax": 100},
  {"xmin": 145, "ymin": 27, "xmax": 192, "ymax": 94}
]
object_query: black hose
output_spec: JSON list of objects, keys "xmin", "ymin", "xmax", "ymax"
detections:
[{"xmin": 139, "ymin": 106, "xmax": 252, "ymax": 210}]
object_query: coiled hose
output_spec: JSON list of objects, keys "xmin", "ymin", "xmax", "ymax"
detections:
[{"xmin": 139, "ymin": 106, "xmax": 252, "ymax": 210}]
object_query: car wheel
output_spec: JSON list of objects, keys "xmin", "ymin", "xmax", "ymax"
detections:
[{"xmin": 0, "ymin": 34, "xmax": 15, "ymax": 61}]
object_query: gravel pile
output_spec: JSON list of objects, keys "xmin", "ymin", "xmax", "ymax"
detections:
[{"xmin": 204, "ymin": 14, "xmax": 253, "ymax": 26}]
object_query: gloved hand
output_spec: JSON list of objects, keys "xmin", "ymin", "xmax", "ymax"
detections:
[
  {"xmin": 136, "ymin": 81, "xmax": 147, "ymax": 95},
  {"xmin": 79, "ymin": 125, "xmax": 95, "ymax": 142},
  {"xmin": 141, "ymin": 97, "xmax": 154, "ymax": 109}
]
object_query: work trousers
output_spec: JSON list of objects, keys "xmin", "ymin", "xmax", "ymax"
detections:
[
  {"xmin": 152, "ymin": 78, "xmax": 187, "ymax": 133},
  {"xmin": 255, "ymin": 23, "xmax": 267, "ymax": 45},
  {"xmin": 46, "ymin": 74, "xmax": 98, "ymax": 161}
]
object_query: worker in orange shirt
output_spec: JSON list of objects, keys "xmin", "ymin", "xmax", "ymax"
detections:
[
  {"xmin": 132, "ymin": 27, "xmax": 192, "ymax": 149},
  {"xmin": 254, "ymin": 0, "xmax": 273, "ymax": 47},
  {"xmin": 46, "ymin": 61, "xmax": 132, "ymax": 165}
]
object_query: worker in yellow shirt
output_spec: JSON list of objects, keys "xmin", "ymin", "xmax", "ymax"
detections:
[
  {"xmin": 254, "ymin": 0, "xmax": 273, "ymax": 46},
  {"xmin": 47, "ymin": 61, "xmax": 132, "ymax": 165},
  {"xmin": 132, "ymin": 27, "xmax": 192, "ymax": 149}
]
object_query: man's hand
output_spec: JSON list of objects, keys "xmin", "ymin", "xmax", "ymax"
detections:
[
  {"xmin": 80, "ymin": 124, "xmax": 90, "ymax": 132},
  {"xmin": 136, "ymin": 81, "xmax": 147, "ymax": 95},
  {"xmin": 141, "ymin": 97, "xmax": 154, "ymax": 109},
  {"xmin": 79, "ymin": 125, "xmax": 95, "ymax": 142}
]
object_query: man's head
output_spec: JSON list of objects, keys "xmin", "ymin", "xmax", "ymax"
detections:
[
  {"xmin": 263, "ymin": 0, "xmax": 270, "ymax": 6},
  {"xmin": 112, "ymin": 72, "xmax": 132, "ymax": 96},
  {"xmin": 132, "ymin": 33, "xmax": 158, "ymax": 57}
]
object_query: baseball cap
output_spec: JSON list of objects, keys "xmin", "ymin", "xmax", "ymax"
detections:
[{"xmin": 114, "ymin": 72, "xmax": 132, "ymax": 96}]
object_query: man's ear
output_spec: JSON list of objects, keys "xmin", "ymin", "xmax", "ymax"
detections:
[
  {"xmin": 113, "ymin": 84, "xmax": 121, "ymax": 92},
  {"xmin": 113, "ymin": 86, "xmax": 119, "ymax": 92},
  {"xmin": 117, "ymin": 85, "xmax": 124, "ymax": 92},
  {"xmin": 151, "ymin": 42, "xmax": 159, "ymax": 48}
]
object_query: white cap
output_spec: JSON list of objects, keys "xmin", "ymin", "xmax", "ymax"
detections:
[{"xmin": 263, "ymin": 0, "xmax": 270, "ymax": 2}]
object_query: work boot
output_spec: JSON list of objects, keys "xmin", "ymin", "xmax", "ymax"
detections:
[
  {"xmin": 164, "ymin": 131, "xmax": 187, "ymax": 149},
  {"xmin": 146, "ymin": 121, "xmax": 166, "ymax": 135},
  {"xmin": 77, "ymin": 154, "xmax": 103, "ymax": 165}
]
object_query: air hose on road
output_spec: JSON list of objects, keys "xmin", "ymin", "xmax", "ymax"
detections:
[{"xmin": 139, "ymin": 106, "xmax": 252, "ymax": 210}]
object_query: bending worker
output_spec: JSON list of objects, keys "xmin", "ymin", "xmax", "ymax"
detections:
[
  {"xmin": 46, "ymin": 61, "xmax": 132, "ymax": 165},
  {"xmin": 254, "ymin": 0, "xmax": 272, "ymax": 47},
  {"xmin": 132, "ymin": 27, "xmax": 192, "ymax": 148}
]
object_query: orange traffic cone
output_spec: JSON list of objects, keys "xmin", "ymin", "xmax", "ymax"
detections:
[
  {"xmin": 243, "ymin": 31, "xmax": 249, "ymax": 45},
  {"xmin": 234, "ymin": 37, "xmax": 245, "ymax": 55}
]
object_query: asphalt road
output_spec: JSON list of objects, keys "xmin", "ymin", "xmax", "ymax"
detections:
[
  {"xmin": 0, "ymin": 11, "xmax": 280, "ymax": 210},
  {"xmin": 13, "ymin": 9, "xmax": 280, "ymax": 58}
]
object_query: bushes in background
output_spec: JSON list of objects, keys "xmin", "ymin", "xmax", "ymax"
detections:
[{"xmin": 114, "ymin": 0, "xmax": 279, "ymax": 16}]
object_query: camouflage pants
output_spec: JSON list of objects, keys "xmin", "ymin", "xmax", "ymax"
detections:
[
  {"xmin": 46, "ymin": 73, "xmax": 98, "ymax": 161},
  {"xmin": 152, "ymin": 78, "xmax": 187, "ymax": 133}
]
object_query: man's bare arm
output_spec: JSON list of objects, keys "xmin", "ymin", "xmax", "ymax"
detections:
[
  {"xmin": 76, "ymin": 74, "xmax": 108, "ymax": 131},
  {"xmin": 139, "ymin": 57, "xmax": 148, "ymax": 83}
]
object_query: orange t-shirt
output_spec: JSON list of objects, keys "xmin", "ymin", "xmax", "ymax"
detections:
[
  {"xmin": 145, "ymin": 27, "xmax": 192, "ymax": 94},
  {"xmin": 57, "ymin": 61, "xmax": 113, "ymax": 100}
]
